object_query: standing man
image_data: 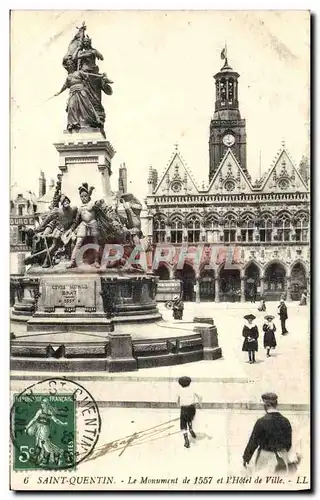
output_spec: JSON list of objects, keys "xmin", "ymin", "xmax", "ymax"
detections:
[
  {"xmin": 172, "ymin": 294, "xmax": 184, "ymax": 320},
  {"xmin": 278, "ymin": 298, "xmax": 289, "ymax": 335},
  {"xmin": 243, "ymin": 393, "xmax": 297, "ymax": 474},
  {"xmin": 67, "ymin": 183, "xmax": 100, "ymax": 269}
]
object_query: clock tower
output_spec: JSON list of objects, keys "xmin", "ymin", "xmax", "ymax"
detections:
[{"xmin": 209, "ymin": 56, "xmax": 247, "ymax": 180}]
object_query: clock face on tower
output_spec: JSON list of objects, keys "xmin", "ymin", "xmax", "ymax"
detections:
[{"xmin": 223, "ymin": 133, "xmax": 235, "ymax": 147}]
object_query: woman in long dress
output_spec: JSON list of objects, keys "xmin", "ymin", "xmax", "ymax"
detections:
[
  {"xmin": 263, "ymin": 315, "xmax": 277, "ymax": 357},
  {"xmin": 242, "ymin": 314, "xmax": 259, "ymax": 364},
  {"xmin": 55, "ymin": 60, "xmax": 106, "ymax": 135},
  {"xmin": 25, "ymin": 398, "xmax": 67, "ymax": 466}
]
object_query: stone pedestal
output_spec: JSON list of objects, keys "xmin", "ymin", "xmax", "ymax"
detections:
[
  {"xmin": 11, "ymin": 277, "xmax": 39, "ymax": 317},
  {"xmin": 54, "ymin": 130, "xmax": 115, "ymax": 205},
  {"xmin": 27, "ymin": 274, "xmax": 114, "ymax": 333},
  {"xmin": 193, "ymin": 321, "xmax": 222, "ymax": 360},
  {"xmin": 193, "ymin": 316, "xmax": 214, "ymax": 325},
  {"xmin": 107, "ymin": 333, "xmax": 137, "ymax": 372}
]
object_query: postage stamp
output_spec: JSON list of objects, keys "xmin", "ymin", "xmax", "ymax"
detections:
[
  {"xmin": 10, "ymin": 378, "xmax": 101, "ymax": 472},
  {"xmin": 12, "ymin": 393, "xmax": 76, "ymax": 471},
  {"xmin": 9, "ymin": 9, "xmax": 311, "ymax": 492}
]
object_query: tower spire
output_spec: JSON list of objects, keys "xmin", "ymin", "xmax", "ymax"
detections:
[{"xmin": 209, "ymin": 53, "xmax": 247, "ymax": 180}]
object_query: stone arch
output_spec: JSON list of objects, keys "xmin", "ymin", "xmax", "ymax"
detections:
[
  {"xmin": 186, "ymin": 211, "xmax": 201, "ymax": 222},
  {"xmin": 217, "ymin": 262, "xmax": 241, "ymax": 302},
  {"xmin": 290, "ymin": 259, "xmax": 308, "ymax": 300},
  {"xmin": 240, "ymin": 210, "xmax": 256, "ymax": 220},
  {"xmin": 174, "ymin": 263, "xmax": 196, "ymax": 302},
  {"xmin": 223, "ymin": 210, "xmax": 238, "ymax": 220},
  {"xmin": 153, "ymin": 212, "xmax": 168, "ymax": 223},
  {"xmin": 263, "ymin": 260, "xmax": 288, "ymax": 301},
  {"xmin": 199, "ymin": 265, "xmax": 215, "ymax": 302},
  {"xmin": 244, "ymin": 260, "xmax": 262, "ymax": 302},
  {"xmin": 290, "ymin": 258, "xmax": 308, "ymax": 275},
  {"xmin": 263, "ymin": 259, "xmax": 289, "ymax": 278},
  {"xmin": 168, "ymin": 212, "xmax": 184, "ymax": 224},
  {"xmin": 154, "ymin": 263, "xmax": 171, "ymax": 281},
  {"xmin": 243, "ymin": 259, "xmax": 263, "ymax": 276},
  {"xmin": 205, "ymin": 211, "xmax": 220, "ymax": 223}
]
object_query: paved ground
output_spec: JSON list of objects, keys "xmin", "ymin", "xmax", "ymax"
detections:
[
  {"xmin": 10, "ymin": 302, "xmax": 310, "ymax": 490},
  {"xmin": 11, "ymin": 408, "xmax": 310, "ymax": 491},
  {"xmin": 11, "ymin": 301, "xmax": 310, "ymax": 407}
]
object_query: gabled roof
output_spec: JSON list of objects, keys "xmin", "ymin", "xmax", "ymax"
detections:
[
  {"xmin": 207, "ymin": 148, "xmax": 253, "ymax": 194},
  {"xmin": 10, "ymin": 183, "xmax": 37, "ymax": 203},
  {"xmin": 153, "ymin": 145, "xmax": 199, "ymax": 196},
  {"xmin": 256, "ymin": 144, "xmax": 308, "ymax": 193}
]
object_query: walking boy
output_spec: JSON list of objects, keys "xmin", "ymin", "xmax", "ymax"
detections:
[{"xmin": 177, "ymin": 376, "xmax": 202, "ymax": 449}]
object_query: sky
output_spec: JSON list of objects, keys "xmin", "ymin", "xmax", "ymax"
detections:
[{"xmin": 10, "ymin": 10, "xmax": 310, "ymax": 200}]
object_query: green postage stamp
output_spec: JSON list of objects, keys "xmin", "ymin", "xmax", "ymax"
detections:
[{"xmin": 12, "ymin": 393, "xmax": 76, "ymax": 470}]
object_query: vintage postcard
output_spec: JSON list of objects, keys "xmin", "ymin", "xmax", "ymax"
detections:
[{"xmin": 9, "ymin": 10, "xmax": 310, "ymax": 491}]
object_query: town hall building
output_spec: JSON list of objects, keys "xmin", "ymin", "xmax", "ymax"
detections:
[{"xmin": 145, "ymin": 57, "xmax": 310, "ymax": 302}]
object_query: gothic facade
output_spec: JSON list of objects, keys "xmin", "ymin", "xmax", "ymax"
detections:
[{"xmin": 145, "ymin": 58, "xmax": 310, "ymax": 302}]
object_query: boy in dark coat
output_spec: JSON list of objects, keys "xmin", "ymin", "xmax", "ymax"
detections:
[
  {"xmin": 243, "ymin": 393, "xmax": 298, "ymax": 474},
  {"xmin": 242, "ymin": 314, "xmax": 259, "ymax": 364},
  {"xmin": 263, "ymin": 315, "xmax": 277, "ymax": 357},
  {"xmin": 278, "ymin": 299, "xmax": 288, "ymax": 335}
]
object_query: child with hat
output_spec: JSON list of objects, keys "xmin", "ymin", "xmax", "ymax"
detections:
[
  {"xmin": 242, "ymin": 314, "xmax": 259, "ymax": 364},
  {"xmin": 172, "ymin": 294, "xmax": 184, "ymax": 320},
  {"xmin": 177, "ymin": 376, "xmax": 202, "ymax": 448},
  {"xmin": 263, "ymin": 315, "xmax": 277, "ymax": 357}
]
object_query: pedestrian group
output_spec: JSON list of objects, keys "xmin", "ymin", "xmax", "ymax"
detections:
[{"xmin": 242, "ymin": 297, "xmax": 289, "ymax": 363}]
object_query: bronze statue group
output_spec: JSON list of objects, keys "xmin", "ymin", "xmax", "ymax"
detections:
[{"xmin": 25, "ymin": 176, "xmax": 145, "ymax": 270}]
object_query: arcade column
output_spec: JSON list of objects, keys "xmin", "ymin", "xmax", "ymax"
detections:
[
  {"xmin": 240, "ymin": 276, "xmax": 245, "ymax": 303},
  {"xmin": 195, "ymin": 277, "xmax": 200, "ymax": 304},
  {"xmin": 286, "ymin": 276, "xmax": 292, "ymax": 302},
  {"xmin": 214, "ymin": 278, "xmax": 220, "ymax": 303}
]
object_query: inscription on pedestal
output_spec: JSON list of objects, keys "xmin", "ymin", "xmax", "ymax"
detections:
[{"xmin": 41, "ymin": 278, "xmax": 96, "ymax": 312}]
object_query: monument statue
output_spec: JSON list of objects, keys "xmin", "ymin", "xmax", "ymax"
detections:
[
  {"xmin": 57, "ymin": 22, "xmax": 113, "ymax": 137},
  {"xmin": 33, "ymin": 194, "xmax": 78, "ymax": 268},
  {"xmin": 25, "ymin": 177, "xmax": 146, "ymax": 270}
]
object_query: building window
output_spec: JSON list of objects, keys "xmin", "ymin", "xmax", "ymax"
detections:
[
  {"xmin": 241, "ymin": 215, "xmax": 254, "ymax": 242},
  {"xmin": 170, "ymin": 215, "xmax": 183, "ymax": 244},
  {"xmin": 18, "ymin": 226, "xmax": 26, "ymax": 244},
  {"xmin": 223, "ymin": 214, "xmax": 236, "ymax": 243},
  {"xmin": 18, "ymin": 205, "xmax": 24, "ymax": 216},
  {"xmin": 276, "ymin": 213, "xmax": 291, "ymax": 242},
  {"xmin": 294, "ymin": 214, "xmax": 309, "ymax": 242},
  {"xmin": 10, "ymin": 226, "xmax": 18, "ymax": 245},
  {"xmin": 153, "ymin": 217, "xmax": 166, "ymax": 244},
  {"xmin": 187, "ymin": 215, "xmax": 201, "ymax": 243},
  {"xmin": 259, "ymin": 215, "xmax": 273, "ymax": 242},
  {"xmin": 205, "ymin": 215, "xmax": 219, "ymax": 243}
]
